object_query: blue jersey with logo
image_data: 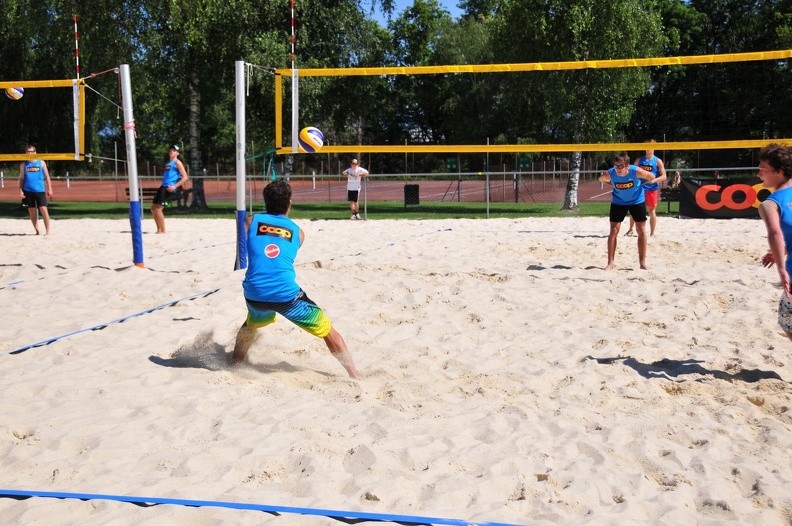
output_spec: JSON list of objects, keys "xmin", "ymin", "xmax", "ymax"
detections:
[
  {"xmin": 609, "ymin": 165, "xmax": 645, "ymax": 206},
  {"xmin": 161, "ymin": 160, "xmax": 181, "ymax": 187},
  {"xmin": 22, "ymin": 160, "xmax": 46, "ymax": 192},
  {"xmin": 636, "ymin": 155, "xmax": 660, "ymax": 191},
  {"xmin": 242, "ymin": 213, "xmax": 301, "ymax": 302},
  {"xmin": 766, "ymin": 186, "xmax": 792, "ymax": 278}
]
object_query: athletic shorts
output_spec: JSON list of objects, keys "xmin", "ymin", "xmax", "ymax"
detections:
[
  {"xmin": 609, "ymin": 202, "xmax": 648, "ymax": 224},
  {"xmin": 152, "ymin": 186, "xmax": 174, "ymax": 206},
  {"xmin": 644, "ymin": 189, "xmax": 659, "ymax": 208},
  {"xmin": 245, "ymin": 290, "xmax": 332, "ymax": 338},
  {"xmin": 347, "ymin": 190, "xmax": 359, "ymax": 203},
  {"xmin": 22, "ymin": 191, "xmax": 47, "ymax": 208},
  {"xmin": 778, "ymin": 294, "xmax": 792, "ymax": 333}
]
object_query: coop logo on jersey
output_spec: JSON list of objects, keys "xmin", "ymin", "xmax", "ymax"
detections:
[
  {"xmin": 256, "ymin": 222, "xmax": 294, "ymax": 241},
  {"xmin": 614, "ymin": 181, "xmax": 635, "ymax": 190},
  {"xmin": 264, "ymin": 244, "xmax": 280, "ymax": 258},
  {"xmin": 639, "ymin": 164, "xmax": 652, "ymax": 172},
  {"xmin": 26, "ymin": 166, "xmax": 41, "ymax": 173}
]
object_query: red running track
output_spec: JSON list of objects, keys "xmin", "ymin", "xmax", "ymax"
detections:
[{"xmin": 0, "ymin": 176, "xmax": 613, "ymax": 204}]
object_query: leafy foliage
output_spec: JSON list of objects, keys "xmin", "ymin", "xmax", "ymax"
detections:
[{"xmin": 0, "ymin": 0, "xmax": 790, "ymax": 186}]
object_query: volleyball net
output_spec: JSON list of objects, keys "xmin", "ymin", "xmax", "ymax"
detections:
[
  {"xmin": 0, "ymin": 79, "xmax": 86, "ymax": 161},
  {"xmin": 272, "ymin": 49, "xmax": 792, "ymax": 156}
]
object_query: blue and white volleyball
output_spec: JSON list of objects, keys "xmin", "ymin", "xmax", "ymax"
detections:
[
  {"xmin": 5, "ymin": 87, "xmax": 24, "ymax": 100},
  {"xmin": 298, "ymin": 126, "xmax": 324, "ymax": 153}
]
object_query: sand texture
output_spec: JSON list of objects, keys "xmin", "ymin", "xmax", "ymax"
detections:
[{"xmin": 1, "ymin": 216, "xmax": 791, "ymax": 525}]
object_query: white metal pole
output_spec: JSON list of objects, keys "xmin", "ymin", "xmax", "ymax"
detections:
[
  {"xmin": 235, "ymin": 60, "xmax": 248, "ymax": 270},
  {"xmin": 119, "ymin": 64, "xmax": 143, "ymax": 267}
]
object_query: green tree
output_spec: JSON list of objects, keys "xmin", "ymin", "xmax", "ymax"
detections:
[
  {"xmin": 458, "ymin": 0, "xmax": 498, "ymax": 20},
  {"xmin": 387, "ymin": 0, "xmax": 454, "ymax": 171},
  {"xmin": 492, "ymin": 0, "xmax": 666, "ymax": 209},
  {"xmin": 430, "ymin": 15, "xmax": 500, "ymax": 171}
]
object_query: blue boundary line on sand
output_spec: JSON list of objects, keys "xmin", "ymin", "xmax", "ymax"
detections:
[
  {"xmin": 4, "ymin": 228, "xmax": 456, "ymax": 356},
  {"xmin": 3, "ymin": 230, "xmax": 448, "ymax": 356},
  {"xmin": 3, "ymin": 289, "xmax": 220, "ymax": 356},
  {"xmin": 0, "ymin": 489, "xmax": 523, "ymax": 526}
]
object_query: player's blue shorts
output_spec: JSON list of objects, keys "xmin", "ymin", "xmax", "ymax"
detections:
[{"xmin": 245, "ymin": 290, "xmax": 332, "ymax": 338}]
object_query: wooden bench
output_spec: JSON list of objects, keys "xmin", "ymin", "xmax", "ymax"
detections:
[{"xmin": 125, "ymin": 187, "xmax": 192, "ymax": 209}]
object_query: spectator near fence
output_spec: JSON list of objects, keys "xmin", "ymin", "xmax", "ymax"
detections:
[
  {"xmin": 670, "ymin": 171, "xmax": 681, "ymax": 189},
  {"xmin": 343, "ymin": 158, "xmax": 368, "ymax": 220}
]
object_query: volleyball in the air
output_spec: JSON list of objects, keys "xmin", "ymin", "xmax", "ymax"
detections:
[
  {"xmin": 298, "ymin": 126, "xmax": 324, "ymax": 153},
  {"xmin": 5, "ymin": 87, "xmax": 24, "ymax": 100}
]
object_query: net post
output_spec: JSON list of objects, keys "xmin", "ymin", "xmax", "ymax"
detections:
[
  {"xmin": 235, "ymin": 60, "xmax": 248, "ymax": 271},
  {"xmin": 119, "ymin": 64, "xmax": 144, "ymax": 268},
  {"xmin": 291, "ymin": 69, "xmax": 299, "ymax": 153}
]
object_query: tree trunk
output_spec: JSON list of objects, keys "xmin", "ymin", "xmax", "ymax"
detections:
[
  {"xmin": 188, "ymin": 68, "xmax": 209, "ymax": 210},
  {"xmin": 561, "ymin": 150, "xmax": 582, "ymax": 210}
]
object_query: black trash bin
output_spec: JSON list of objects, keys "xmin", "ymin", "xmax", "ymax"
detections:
[{"xmin": 404, "ymin": 184, "xmax": 419, "ymax": 206}]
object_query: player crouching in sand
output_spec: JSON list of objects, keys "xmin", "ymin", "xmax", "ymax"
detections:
[{"xmin": 230, "ymin": 179, "xmax": 362, "ymax": 379}]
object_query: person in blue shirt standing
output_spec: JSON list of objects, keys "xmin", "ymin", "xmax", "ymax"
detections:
[
  {"xmin": 231, "ymin": 179, "xmax": 362, "ymax": 379},
  {"xmin": 757, "ymin": 143, "xmax": 792, "ymax": 341},
  {"xmin": 151, "ymin": 144, "xmax": 189, "ymax": 234},
  {"xmin": 19, "ymin": 145, "xmax": 53, "ymax": 235},
  {"xmin": 599, "ymin": 152, "xmax": 660, "ymax": 270},
  {"xmin": 625, "ymin": 139, "xmax": 667, "ymax": 237}
]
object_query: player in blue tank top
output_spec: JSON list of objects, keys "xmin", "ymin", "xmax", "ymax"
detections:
[
  {"xmin": 758, "ymin": 143, "xmax": 792, "ymax": 342},
  {"xmin": 231, "ymin": 179, "xmax": 362, "ymax": 378},
  {"xmin": 625, "ymin": 139, "xmax": 667, "ymax": 237},
  {"xmin": 18, "ymin": 145, "xmax": 54, "ymax": 235},
  {"xmin": 151, "ymin": 145, "xmax": 189, "ymax": 234},
  {"xmin": 598, "ymin": 152, "xmax": 658, "ymax": 270}
]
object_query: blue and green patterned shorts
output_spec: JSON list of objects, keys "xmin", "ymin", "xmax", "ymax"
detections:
[
  {"xmin": 778, "ymin": 293, "xmax": 792, "ymax": 333},
  {"xmin": 245, "ymin": 290, "xmax": 332, "ymax": 338}
]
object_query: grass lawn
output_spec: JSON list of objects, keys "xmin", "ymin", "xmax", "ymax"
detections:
[{"xmin": 1, "ymin": 200, "xmax": 681, "ymax": 220}]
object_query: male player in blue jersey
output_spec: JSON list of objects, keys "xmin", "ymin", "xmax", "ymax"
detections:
[
  {"xmin": 625, "ymin": 139, "xmax": 667, "ymax": 237},
  {"xmin": 758, "ymin": 143, "xmax": 792, "ymax": 341},
  {"xmin": 231, "ymin": 179, "xmax": 362, "ymax": 379},
  {"xmin": 599, "ymin": 152, "xmax": 662, "ymax": 270},
  {"xmin": 151, "ymin": 144, "xmax": 189, "ymax": 234},
  {"xmin": 19, "ymin": 145, "xmax": 53, "ymax": 235}
]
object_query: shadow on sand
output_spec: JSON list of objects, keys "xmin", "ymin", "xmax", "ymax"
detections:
[{"xmin": 587, "ymin": 355, "xmax": 786, "ymax": 383}]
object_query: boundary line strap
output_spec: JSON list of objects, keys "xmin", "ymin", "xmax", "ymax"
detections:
[
  {"xmin": 0, "ymin": 489, "xmax": 521, "ymax": 526},
  {"xmin": 3, "ymin": 289, "xmax": 220, "ymax": 356}
]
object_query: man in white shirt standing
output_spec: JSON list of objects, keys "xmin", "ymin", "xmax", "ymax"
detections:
[{"xmin": 343, "ymin": 158, "xmax": 368, "ymax": 220}]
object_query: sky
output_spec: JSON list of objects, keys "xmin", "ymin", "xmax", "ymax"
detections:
[{"xmin": 370, "ymin": 0, "xmax": 464, "ymax": 26}]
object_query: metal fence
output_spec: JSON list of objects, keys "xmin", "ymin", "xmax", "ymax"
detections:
[{"xmin": 0, "ymin": 165, "xmax": 758, "ymax": 218}]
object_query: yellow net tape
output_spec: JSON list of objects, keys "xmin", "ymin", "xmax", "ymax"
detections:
[
  {"xmin": 274, "ymin": 50, "xmax": 792, "ymax": 77},
  {"xmin": 277, "ymin": 140, "xmax": 791, "ymax": 155}
]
